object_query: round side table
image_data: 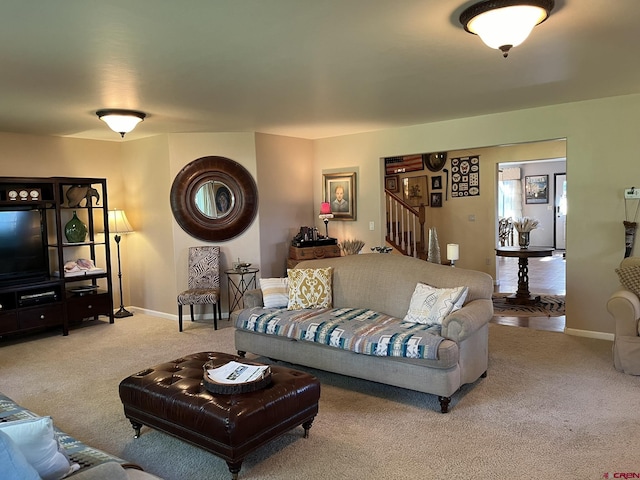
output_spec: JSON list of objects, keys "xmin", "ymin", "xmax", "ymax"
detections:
[{"xmin": 224, "ymin": 268, "xmax": 259, "ymax": 313}]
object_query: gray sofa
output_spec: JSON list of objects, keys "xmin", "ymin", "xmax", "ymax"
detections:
[
  {"xmin": 233, "ymin": 253, "xmax": 494, "ymax": 412},
  {"xmin": 0, "ymin": 393, "xmax": 161, "ymax": 480}
]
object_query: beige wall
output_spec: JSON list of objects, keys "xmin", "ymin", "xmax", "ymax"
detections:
[
  {"xmin": 314, "ymin": 94, "xmax": 640, "ymax": 337},
  {"xmin": 255, "ymin": 133, "xmax": 314, "ymax": 277}
]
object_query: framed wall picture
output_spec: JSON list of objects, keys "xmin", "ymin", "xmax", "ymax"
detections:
[
  {"xmin": 385, "ymin": 175, "xmax": 399, "ymax": 193},
  {"xmin": 430, "ymin": 192, "xmax": 443, "ymax": 207},
  {"xmin": 402, "ymin": 176, "xmax": 428, "ymax": 207},
  {"xmin": 431, "ymin": 175, "xmax": 442, "ymax": 190},
  {"xmin": 384, "ymin": 154, "xmax": 424, "ymax": 175},
  {"xmin": 323, "ymin": 172, "xmax": 356, "ymax": 220},
  {"xmin": 525, "ymin": 175, "xmax": 548, "ymax": 204}
]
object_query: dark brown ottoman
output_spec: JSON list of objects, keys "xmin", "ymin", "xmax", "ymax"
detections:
[{"xmin": 118, "ymin": 352, "xmax": 320, "ymax": 479}]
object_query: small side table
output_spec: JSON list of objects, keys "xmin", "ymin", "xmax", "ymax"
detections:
[
  {"xmin": 225, "ymin": 268, "xmax": 259, "ymax": 313},
  {"xmin": 495, "ymin": 247, "xmax": 553, "ymax": 305}
]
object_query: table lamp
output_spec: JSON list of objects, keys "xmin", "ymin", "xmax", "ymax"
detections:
[
  {"xmin": 447, "ymin": 243, "xmax": 459, "ymax": 267},
  {"xmin": 318, "ymin": 202, "xmax": 334, "ymax": 238}
]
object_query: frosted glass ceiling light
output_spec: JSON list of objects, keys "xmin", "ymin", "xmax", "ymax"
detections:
[
  {"xmin": 96, "ymin": 109, "xmax": 146, "ymax": 138},
  {"xmin": 459, "ymin": 0, "xmax": 554, "ymax": 58}
]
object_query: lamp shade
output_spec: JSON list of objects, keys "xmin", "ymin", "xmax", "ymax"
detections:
[
  {"xmin": 96, "ymin": 109, "xmax": 146, "ymax": 137},
  {"xmin": 447, "ymin": 243, "xmax": 459, "ymax": 261},
  {"xmin": 108, "ymin": 209, "xmax": 134, "ymax": 234},
  {"xmin": 320, "ymin": 202, "xmax": 332, "ymax": 214},
  {"xmin": 460, "ymin": 0, "xmax": 554, "ymax": 57}
]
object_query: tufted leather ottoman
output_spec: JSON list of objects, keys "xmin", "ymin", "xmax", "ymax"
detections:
[{"xmin": 118, "ymin": 352, "xmax": 320, "ymax": 479}]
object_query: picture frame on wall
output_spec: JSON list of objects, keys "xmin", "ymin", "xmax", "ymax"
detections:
[
  {"xmin": 402, "ymin": 176, "xmax": 428, "ymax": 207},
  {"xmin": 385, "ymin": 175, "xmax": 399, "ymax": 193},
  {"xmin": 525, "ymin": 175, "xmax": 549, "ymax": 204},
  {"xmin": 431, "ymin": 175, "xmax": 442, "ymax": 190},
  {"xmin": 430, "ymin": 192, "xmax": 443, "ymax": 207},
  {"xmin": 323, "ymin": 171, "xmax": 356, "ymax": 220}
]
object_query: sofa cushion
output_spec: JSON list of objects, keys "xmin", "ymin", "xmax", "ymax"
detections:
[
  {"xmin": 403, "ymin": 283, "xmax": 468, "ymax": 325},
  {"xmin": 287, "ymin": 267, "xmax": 333, "ymax": 310},
  {"xmin": 616, "ymin": 265, "xmax": 640, "ymax": 298},
  {"xmin": 259, "ymin": 277, "xmax": 289, "ymax": 308},
  {"xmin": 0, "ymin": 417, "xmax": 75, "ymax": 480},
  {"xmin": 236, "ymin": 306, "xmax": 444, "ymax": 360},
  {"xmin": 0, "ymin": 429, "xmax": 41, "ymax": 480}
]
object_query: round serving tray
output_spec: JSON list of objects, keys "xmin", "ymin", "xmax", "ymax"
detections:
[{"xmin": 202, "ymin": 360, "xmax": 272, "ymax": 395}]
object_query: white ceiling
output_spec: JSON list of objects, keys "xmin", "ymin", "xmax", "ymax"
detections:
[{"xmin": 1, "ymin": 1, "xmax": 639, "ymax": 142}]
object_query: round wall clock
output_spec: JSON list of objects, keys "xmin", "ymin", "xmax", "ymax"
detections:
[{"xmin": 425, "ymin": 152, "xmax": 447, "ymax": 172}]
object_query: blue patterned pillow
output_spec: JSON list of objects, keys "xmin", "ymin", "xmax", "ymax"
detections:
[{"xmin": 403, "ymin": 283, "xmax": 468, "ymax": 325}]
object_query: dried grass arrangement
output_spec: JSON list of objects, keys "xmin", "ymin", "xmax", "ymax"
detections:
[{"xmin": 340, "ymin": 239, "xmax": 365, "ymax": 255}]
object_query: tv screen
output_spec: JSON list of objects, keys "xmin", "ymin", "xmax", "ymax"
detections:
[{"xmin": 0, "ymin": 209, "xmax": 49, "ymax": 284}]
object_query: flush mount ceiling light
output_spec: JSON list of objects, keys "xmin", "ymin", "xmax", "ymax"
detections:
[
  {"xmin": 96, "ymin": 109, "xmax": 146, "ymax": 138},
  {"xmin": 459, "ymin": 0, "xmax": 554, "ymax": 58}
]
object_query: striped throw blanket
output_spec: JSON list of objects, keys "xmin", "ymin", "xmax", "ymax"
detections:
[{"xmin": 235, "ymin": 307, "xmax": 444, "ymax": 360}]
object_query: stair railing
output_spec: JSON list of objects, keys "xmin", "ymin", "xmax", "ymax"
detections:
[{"xmin": 385, "ymin": 189, "xmax": 426, "ymax": 258}]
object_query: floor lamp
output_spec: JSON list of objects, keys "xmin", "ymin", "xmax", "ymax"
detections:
[{"xmin": 108, "ymin": 209, "xmax": 134, "ymax": 318}]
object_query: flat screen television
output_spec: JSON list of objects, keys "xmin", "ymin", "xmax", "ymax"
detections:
[{"xmin": 0, "ymin": 208, "xmax": 49, "ymax": 285}]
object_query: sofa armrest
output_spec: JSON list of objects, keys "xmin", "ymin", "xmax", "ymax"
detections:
[
  {"xmin": 441, "ymin": 298, "xmax": 493, "ymax": 342},
  {"xmin": 607, "ymin": 289, "xmax": 640, "ymax": 337},
  {"xmin": 243, "ymin": 289, "xmax": 264, "ymax": 308}
]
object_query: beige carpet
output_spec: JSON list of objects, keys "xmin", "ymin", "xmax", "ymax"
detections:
[{"xmin": 0, "ymin": 314, "xmax": 637, "ymax": 480}]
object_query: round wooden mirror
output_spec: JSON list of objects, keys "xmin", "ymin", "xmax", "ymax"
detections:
[{"xmin": 170, "ymin": 156, "xmax": 258, "ymax": 241}]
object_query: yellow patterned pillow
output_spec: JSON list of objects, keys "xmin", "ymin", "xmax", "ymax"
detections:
[{"xmin": 287, "ymin": 267, "xmax": 333, "ymax": 310}]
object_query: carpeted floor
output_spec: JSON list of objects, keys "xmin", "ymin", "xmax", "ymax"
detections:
[
  {"xmin": 0, "ymin": 313, "xmax": 635, "ymax": 480},
  {"xmin": 492, "ymin": 293, "xmax": 565, "ymax": 317}
]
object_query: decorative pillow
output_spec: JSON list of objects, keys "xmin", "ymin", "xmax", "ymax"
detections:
[
  {"xmin": 0, "ymin": 429, "xmax": 40, "ymax": 480},
  {"xmin": 616, "ymin": 265, "xmax": 640, "ymax": 297},
  {"xmin": 0, "ymin": 417, "xmax": 75, "ymax": 480},
  {"xmin": 287, "ymin": 267, "xmax": 333, "ymax": 310},
  {"xmin": 403, "ymin": 283, "xmax": 469, "ymax": 325},
  {"xmin": 260, "ymin": 277, "xmax": 289, "ymax": 308}
]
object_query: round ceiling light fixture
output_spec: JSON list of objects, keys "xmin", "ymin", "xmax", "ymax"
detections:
[
  {"xmin": 96, "ymin": 109, "xmax": 146, "ymax": 138},
  {"xmin": 459, "ymin": 0, "xmax": 555, "ymax": 58}
]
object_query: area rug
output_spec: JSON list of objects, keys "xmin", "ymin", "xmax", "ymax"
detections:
[{"xmin": 492, "ymin": 293, "xmax": 565, "ymax": 317}]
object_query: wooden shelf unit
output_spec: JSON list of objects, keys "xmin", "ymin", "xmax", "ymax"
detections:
[{"xmin": 0, "ymin": 176, "xmax": 114, "ymax": 337}]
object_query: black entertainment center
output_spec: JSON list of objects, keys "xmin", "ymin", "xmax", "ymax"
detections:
[{"xmin": 0, "ymin": 177, "xmax": 113, "ymax": 337}]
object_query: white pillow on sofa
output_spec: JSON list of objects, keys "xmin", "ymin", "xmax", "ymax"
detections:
[
  {"xmin": 0, "ymin": 429, "xmax": 41, "ymax": 480},
  {"xmin": 403, "ymin": 283, "xmax": 468, "ymax": 325},
  {"xmin": 0, "ymin": 416, "xmax": 75, "ymax": 480},
  {"xmin": 259, "ymin": 277, "xmax": 289, "ymax": 308}
]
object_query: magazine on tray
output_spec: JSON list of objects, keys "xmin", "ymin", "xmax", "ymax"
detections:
[{"xmin": 206, "ymin": 361, "xmax": 269, "ymax": 385}]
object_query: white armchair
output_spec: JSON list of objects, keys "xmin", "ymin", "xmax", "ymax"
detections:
[{"xmin": 607, "ymin": 257, "xmax": 640, "ymax": 374}]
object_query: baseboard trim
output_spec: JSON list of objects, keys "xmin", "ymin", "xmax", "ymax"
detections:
[
  {"xmin": 565, "ymin": 327, "xmax": 614, "ymax": 342},
  {"xmin": 130, "ymin": 306, "xmax": 230, "ymax": 322}
]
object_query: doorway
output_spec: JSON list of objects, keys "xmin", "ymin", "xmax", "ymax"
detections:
[{"xmin": 496, "ymin": 159, "xmax": 566, "ymax": 293}]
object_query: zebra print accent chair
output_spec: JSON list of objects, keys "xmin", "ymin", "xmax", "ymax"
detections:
[{"xmin": 177, "ymin": 246, "xmax": 221, "ymax": 331}]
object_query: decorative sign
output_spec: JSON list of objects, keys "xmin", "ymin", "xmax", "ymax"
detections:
[{"xmin": 450, "ymin": 156, "xmax": 480, "ymax": 198}]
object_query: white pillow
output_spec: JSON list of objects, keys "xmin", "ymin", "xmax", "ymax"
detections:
[
  {"xmin": 0, "ymin": 417, "xmax": 75, "ymax": 480},
  {"xmin": 0, "ymin": 429, "xmax": 41, "ymax": 480},
  {"xmin": 403, "ymin": 283, "xmax": 469, "ymax": 325},
  {"xmin": 260, "ymin": 277, "xmax": 289, "ymax": 308}
]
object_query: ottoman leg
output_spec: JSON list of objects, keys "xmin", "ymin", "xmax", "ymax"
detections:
[
  {"xmin": 226, "ymin": 460, "xmax": 242, "ymax": 480},
  {"xmin": 302, "ymin": 417, "xmax": 315, "ymax": 438},
  {"xmin": 129, "ymin": 419, "xmax": 143, "ymax": 438}
]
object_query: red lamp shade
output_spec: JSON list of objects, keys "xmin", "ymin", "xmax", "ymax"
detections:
[{"xmin": 320, "ymin": 202, "xmax": 331, "ymax": 214}]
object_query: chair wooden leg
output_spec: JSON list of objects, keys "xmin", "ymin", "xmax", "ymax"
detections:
[
  {"xmin": 178, "ymin": 305, "xmax": 183, "ymax": 332},
  {"xmin": 213, "ymin": 304, "xmax": 218, "ymax": 331},
  {"xmin": 189, "ymin": 305, "xmax": 195, "ymax": 322},
  {"xmin": 218, "ymin": 302, "xmax": 222, "ymax": 323}
]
